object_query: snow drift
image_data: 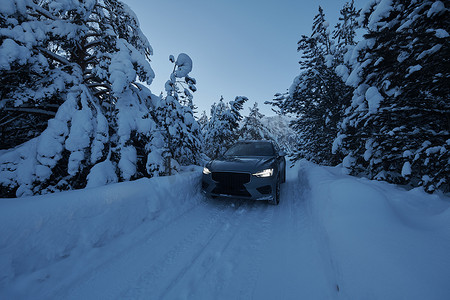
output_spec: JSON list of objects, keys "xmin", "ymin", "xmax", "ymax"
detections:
[
  {"xmin": 0, "ymin": 169, "xmax": 202, "ymax": 290},
  {"xmin": 299, "ymin": 160, "xmax": 450, "ymax": 299},
  {"xmin": 0, "ymin": 161, "xmax": 449, "ymax": 299}
]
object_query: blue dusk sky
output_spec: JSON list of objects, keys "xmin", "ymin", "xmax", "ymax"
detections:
[{"xmin": 124, "ymin": 0, "xmax": 369, "ymax": 117}]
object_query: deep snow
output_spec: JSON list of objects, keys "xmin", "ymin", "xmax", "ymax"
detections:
[{"xmin": 0, "ymin": 161, "xmax": 449, "ymax": 299}]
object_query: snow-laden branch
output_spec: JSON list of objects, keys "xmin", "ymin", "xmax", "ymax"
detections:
[
  {"xmin": 3, "ymin": 107, "xmax": 56, "ymax": 116},
  {"xmin": 84, "ymin": 40, "xmax": 103, "ymax": 50},
  {"xmin": 85, "ymin": 32, "xmax": 103, "ymax": 38},
  {"xmin": 93, "ymin": 89, "xmax": 111, "ymax": 96},
  {"xmin": 36, "ymin": 47, "xmax": 71, "ymax": 66},
  {"xmin": 26, "ymin": 2, "xmax": 57, "ymax": 21}
]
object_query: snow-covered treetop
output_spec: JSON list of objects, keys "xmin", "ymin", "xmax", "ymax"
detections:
[
  {"xmin": 0, "ymin": 0, "xmax": 162, "ymax": 196},
  {"xmin": 174, "ymin": 53, "xmax": 193, "ymax": 78}
]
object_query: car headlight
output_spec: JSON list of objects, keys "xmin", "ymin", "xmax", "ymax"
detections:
[
  {"xmin": 252, "ymin": 168, "xmax": 273, "ymax": 177},
  {"xmin": 203, "ymin": 167, "xmax": 211, "ymax": 175}
]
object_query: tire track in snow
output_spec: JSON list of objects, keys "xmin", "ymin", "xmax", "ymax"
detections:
[
  {"xmin": 233, "ymin": 202, "xmax": 274, "ymax": 300},
  {"xmin": 118, "ymin": 199, "xmax": 248, "ymax": 299},
  {"xmin": 57, "ymin": 163, "xmax": 340, "ymax": 300},
  {"xmin": 155, "ymin": 200, "xmax": 251, "ymax": 298},
  {"xmin": 162, "ymin": 200, "xmax": 275, "ymax": 299},
  {"xmin": 58, "ymin": 197, "xmax": 229, "ymax": 300},
  {"xmin": 250, "ymin": 163, "xmax": 335, "ymax": 300},
  {"xmin": 251, "ymin": 170, "xmax": 308, "ymax": 299},
  {"xmin": 48, "ymin": 195, "xmax": 208, "ymax": 299}
]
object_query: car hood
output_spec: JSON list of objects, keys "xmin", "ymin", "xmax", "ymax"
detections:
[{"xmin": 207, "ymin": 156, "xmax": 275, "ymax": 173}]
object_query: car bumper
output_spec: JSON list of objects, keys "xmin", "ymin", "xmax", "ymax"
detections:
[{"xmin": 201, "ymin": 172, "xmax": 277, "ymax": 201}]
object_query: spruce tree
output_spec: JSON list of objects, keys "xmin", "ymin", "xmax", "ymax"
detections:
[
  {"xmin": 240, "ymin": 102, "xmax": 273, "ymax": 141},
  {"xmin": 333, "ymin": 0, "xmax": 360, "ymax": 63},
  {"xmin": 224, "ymin": 96, "xmax": 248, "ymax": 143},
  {"xmin": 335, "ymin": 0, "xmax": 449, "ymax": 192},
  {"xmin": 204, "ymin": 97, "xmax": 227, "ymax": 159},
  {"xmin": 155, "ymin": 53, "xmax": 203, "ymax": 170},
  {"xmin": 197, "ymin": 110, "xmax": 209, "ymax": 132},
  {"xmin": 0, "ymin": 0, "xmax": 174, "ymax": 196},
  {"xmin": 203, "ymin": 96, "xmax": 247, "ymax": 158},
  {"xmin": 268, "ymin": 6, "xmax": 353, "ymax": 165}
]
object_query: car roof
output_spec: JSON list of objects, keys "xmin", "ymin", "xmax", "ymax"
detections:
[
  {"xmin": 236, "ymin": 140, "xmax": 273, "ymax": 144},
  {"xmin": 236, "ymin": 140, "xmax": 277, "ymax": 147}
]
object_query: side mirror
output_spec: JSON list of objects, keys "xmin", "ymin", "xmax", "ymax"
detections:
[{"xmin": 279, "ymin": 151, "xmax": 286, "ymax": 157}]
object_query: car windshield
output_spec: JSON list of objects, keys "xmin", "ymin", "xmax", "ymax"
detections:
[{"xmin": 224, "ymin": 142, "xmax": 275, "ymax": 157}]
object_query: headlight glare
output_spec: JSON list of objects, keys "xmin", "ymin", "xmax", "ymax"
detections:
[
  {"xmin": 252, "ymin": 168, "xmax": 273, "ymax": 177},
  {"xmin": 203, "ymin": 167, "xmax": 211, "ymax": 175}
]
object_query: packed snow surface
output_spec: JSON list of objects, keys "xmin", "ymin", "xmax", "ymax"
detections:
[{"xmin": 1, "ymin": 161, "xmax": 449, "ymax": 299}]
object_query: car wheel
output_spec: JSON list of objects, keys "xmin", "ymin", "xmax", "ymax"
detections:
[
  {"xmin": 269, "ymin": 175, "xmax": 280, "ymax": 205},
  {"xmin": 282, "ymin": 167, "xmax": 286, "ymax": 183}
]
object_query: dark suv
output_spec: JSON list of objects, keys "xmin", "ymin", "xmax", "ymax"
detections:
[{"xmin": 201, "ymin": 140, "xmax": 286, "ymax": 205}]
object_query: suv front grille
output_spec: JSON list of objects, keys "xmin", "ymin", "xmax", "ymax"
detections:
[
  {"xmin": 212, "ymin": 172, "xmax": 250, "ymax": 186},
  {"xmin": 211, "ymin": 172, "xmax": 251, "ymax": 197}
]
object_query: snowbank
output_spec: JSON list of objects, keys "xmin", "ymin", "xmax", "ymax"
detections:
[
  {"xmin": 1, "ymin": 161, "xmax": 449, "ymax": 299},
  {"xmin": 0, "ymin": 169, "xmax": 202, "ymax": 288},
  {"xmin": 298, "ymin": 160, "xmax": 450, "ymax": 300}
]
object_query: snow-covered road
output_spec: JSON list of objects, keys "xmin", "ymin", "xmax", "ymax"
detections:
[
  {"xmin": 58, "ymin": 166, "xmax": 334, "ymax": 299},
  {"xmin": 1, "ymin": 161, "xmax": 449, "ymax": 299}
]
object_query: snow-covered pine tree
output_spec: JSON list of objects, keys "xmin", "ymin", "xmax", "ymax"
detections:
[
  {"xmin": 261, "ymin": 115, "xmax": 297, "ymax": 154},
  {"xmin": 223, "ymin": 95, "xmax": 248, "ymax": 141},
  {"xmin": 334, "ymin": 0, "xmax": 449, "ymax": 192},
  {"xmin": 197, "ymin": 110, "xmax": 209, "ymax": 132},
  {"xmin": 203, "ymin": 96, "xmax": 247, "ymax": 158},
  {"xmin": 152, "ymin": 53, "xmax": 203, "ymax": 172},
  {"xmin": 0, "ymin": 0, "xmax": 160, "ymax": 196},
  {"xmin": 268, "ymin": 6, "xmax": 353, "ymax": 165},
  {"xmin": 333, "ymin": 0, "xmax": 360, "ymax": 64},
  {"xmin": 203, "ymin": 97, "xmax": 227, "ymax": 159},
  {"xmin": 240, "ymin": 102, "xmax": 273, "ymax": 141},
  {"xmin": 332, "ymin": 0, "xmax": 361, "ymax": 97}
]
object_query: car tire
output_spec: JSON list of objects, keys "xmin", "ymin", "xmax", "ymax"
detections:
[
  {"xmin": 282, "ymin": 167, "xmax": 286, "ymax": 183},
  {"xmin": 269, "ymin": 176, "xmax": 280, "ymax": 205}
]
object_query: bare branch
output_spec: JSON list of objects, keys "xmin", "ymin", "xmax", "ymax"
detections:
[{"xmin": 0, "ymin": 115, "xmax": 21, "ymax": 127}]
